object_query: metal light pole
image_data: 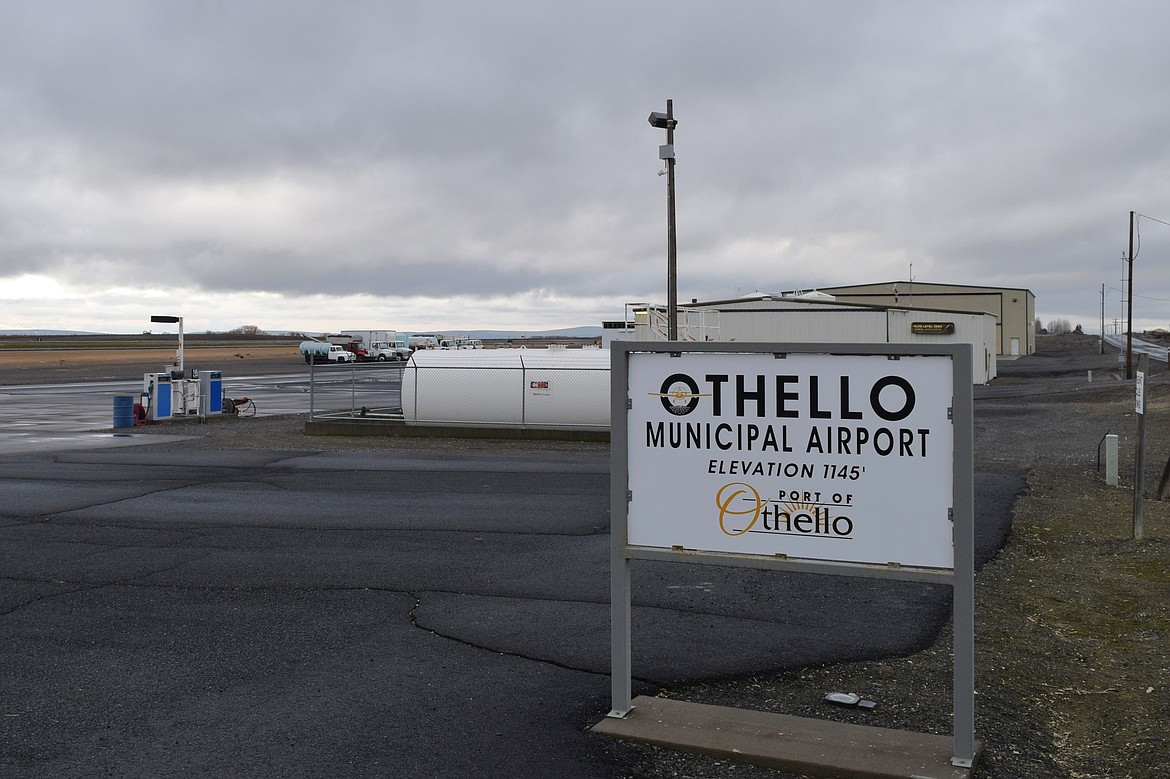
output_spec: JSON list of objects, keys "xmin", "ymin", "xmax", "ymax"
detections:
[
  {"xmin": 649, "ymin": 101, "xmax": 678, "ymax": 340},
  {"xmin": 150, "ymin": 314, "xmax": 184, "ymax": 376}
]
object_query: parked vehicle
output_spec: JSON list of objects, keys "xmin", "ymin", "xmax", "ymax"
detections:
[
  {"xmin": 331, "ymin": 330, "xmax": 411, "ymax": 361},
  {"xmin": 367, "ymin": 339, "xmax": 413, "ymax": 361},
  {"xmin": 327, "ymin": 336, "xmax": 367, "ymax": 359},
  {"xmin": 408, "ymin": 333, "xmax": 442, "ymax": 351},
  {"xmin": 299, "ymin": 341, "xmax": 356, "ymax": 364},
  {"xmin": 438, "ymin": 336, "xmax": 483, "ymax": 350}
]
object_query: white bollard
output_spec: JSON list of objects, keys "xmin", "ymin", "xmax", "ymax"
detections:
[
  {"xmin": 1088, "ymin": 370, "xmax": 1093, "ymax": 383},
  {"xmin": 1106, "ymin": 434, "xmax": 1119, "ymax": 487}
]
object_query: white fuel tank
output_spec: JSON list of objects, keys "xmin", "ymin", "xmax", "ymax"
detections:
[{"xmin": 401, "ymin": 348, "xmax": 609, "ymax": 428}]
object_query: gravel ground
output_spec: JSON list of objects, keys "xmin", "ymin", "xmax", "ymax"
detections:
[{"xmin": 131, "ymin": 335, "xmax": 1170, "ymax": 777}]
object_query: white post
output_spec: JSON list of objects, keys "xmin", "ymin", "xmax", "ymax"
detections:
[{"xmin": 1106, "ymin": 434, "xmax": 1119, "ymax": 487}]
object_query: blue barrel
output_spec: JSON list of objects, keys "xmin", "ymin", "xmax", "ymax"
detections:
[{"xmin": 112, "ymin": 395, "xmax": 135, "ymax": 429}]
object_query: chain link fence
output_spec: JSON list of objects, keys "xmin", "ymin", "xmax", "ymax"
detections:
[
  {"xmin": 308, "ymin": 355, "xmax": 610, "ymax": 430},
  {"xmin": 308, "ymin": 361, "xmax": 406, "ymax": 420}
]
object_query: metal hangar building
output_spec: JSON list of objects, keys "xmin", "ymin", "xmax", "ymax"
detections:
[
  {"xmin": 804, "ymin": 281, "xmax": 1036, "ymax": 358},
  {"xmin": 619, "ymin": 285, "xmax": 1034, "ymax": 385}
]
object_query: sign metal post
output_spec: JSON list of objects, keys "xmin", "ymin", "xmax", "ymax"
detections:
[{"xmin": 1134, "ymin": 352, "xmax": 1148, "ymax": 539}]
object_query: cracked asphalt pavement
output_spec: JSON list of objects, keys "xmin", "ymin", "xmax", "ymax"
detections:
[{"xmin": 0, "ymin": 439, "xmax": 1022, "ymax": 777}]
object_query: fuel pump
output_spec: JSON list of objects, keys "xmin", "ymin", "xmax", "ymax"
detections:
[{"xmin": 143, "ymin": 373, "xmax": 173, "ymax": 421}]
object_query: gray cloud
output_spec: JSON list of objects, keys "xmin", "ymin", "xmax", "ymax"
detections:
[{"xmin": 3, "ymin": 1, "xmax": 1170, "ymax": 331}]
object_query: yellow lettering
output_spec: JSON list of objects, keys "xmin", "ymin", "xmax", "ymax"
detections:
[{"xmin": 716, "ymin": 482, "xmax": 765, "ymax": 536}]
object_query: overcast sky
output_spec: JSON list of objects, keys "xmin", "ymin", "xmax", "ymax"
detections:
[{"xmin": 2, "ymin": 1, "xmax": 1169, "ymax": 334}]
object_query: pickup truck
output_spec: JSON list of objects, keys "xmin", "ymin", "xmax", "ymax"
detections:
[
  {"xmin": 368, "ymin": 340, "xmax": 414, "ymax": 361},
  {"xmin": 299, "ymin": 341, "xmax": 356, "ymax": 364}
]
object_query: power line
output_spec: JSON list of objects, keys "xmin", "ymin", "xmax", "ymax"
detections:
[
  {"xmin": 1136, "ymin": 212, "xmax": 1170, "ymax": 228},
  {"xmin": 1133, "ymin": 213, "xmax": 1170, "ymax": 262},
  {"xmin": 1131, "ymin": 291, "xmax": 1170, "ymax": 303},
  {"xmin": 1104, "ymin": 284, "xmax": 1170, "ymax": 303}
]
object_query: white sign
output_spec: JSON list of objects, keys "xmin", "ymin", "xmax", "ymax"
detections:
[
  {"xmin": 1137, "ymin": 370, "xmax": 1146, "ymax": 415},
  {"xmin": 626, "ymin": 352, "xmax": 955, "ymax": 569}
]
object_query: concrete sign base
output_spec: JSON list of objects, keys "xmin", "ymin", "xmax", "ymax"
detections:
[{"xmin": 592, "ymin": 695, "xmax": 982, "ymax": 779}]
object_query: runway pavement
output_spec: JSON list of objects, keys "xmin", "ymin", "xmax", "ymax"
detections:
[
  {"xmin": 0, "ymin": 371, "xmax": 314, "ymax": 452},
  {"xmin": 0, "ymin": 366, "xmax": 1026, "ymax": 778}
]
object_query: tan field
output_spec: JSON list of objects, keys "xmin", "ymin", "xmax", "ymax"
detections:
[{"xmin": 0, "ymin": 345, "xmax": 302, "ymax": 385}]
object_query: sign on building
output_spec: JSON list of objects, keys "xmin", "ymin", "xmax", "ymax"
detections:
[{"xmin": 911, "ymin": 321, "xmax": 956, "ymax": 334}]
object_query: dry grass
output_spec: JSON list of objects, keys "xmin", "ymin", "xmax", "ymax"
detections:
[{"xmin": 0, "ymin": 346, "xmax": 299, "ymax": 369}]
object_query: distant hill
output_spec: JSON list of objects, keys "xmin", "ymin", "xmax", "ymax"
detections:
[
  {"xmin": 0, "ymin": 329, "xmax": 100, "ymax": 336},
  {"xmin": 461, "ymin": 326, "xmax": 604, "ymax": 340}
]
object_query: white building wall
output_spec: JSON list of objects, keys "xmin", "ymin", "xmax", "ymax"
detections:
[
  {"xmin": 715, "ymin": 308, "xmax": 889, "ymax": 344},
  {"xmin": 884, "ymin": 308, "xmax": 997, "ymax": 382},
  {"xmin": 627, "ymin": 300, "xmax": 997, "ymax": 383}
]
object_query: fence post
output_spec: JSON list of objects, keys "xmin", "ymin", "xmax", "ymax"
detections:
[
  {"xmin": 411, "ymin": 361, "xmax": 419, "ymax": 423},
  {"xmin": 520, "ymin": 354, "xmax": 527, "ymax": 428}
]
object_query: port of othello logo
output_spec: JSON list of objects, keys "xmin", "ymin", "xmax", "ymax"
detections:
[
  {"xmin": 650, "ymin": 373, "xmax": 708, "ymax": 416},
  {"xmin": 715, "ymin": 482, "xmax": 855, "ymax": 540}
]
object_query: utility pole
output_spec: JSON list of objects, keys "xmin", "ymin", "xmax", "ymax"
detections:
[
  {"xmin": 1126, "ymin": 210, "xmax": 1135, "ymax": 380},
  {"xmin": 1100, "ymin": 283, "xmax": 1105, "ymax": 354}
]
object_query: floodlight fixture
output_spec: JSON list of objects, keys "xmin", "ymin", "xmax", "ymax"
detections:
[{"xmin": 647, "ymin": 111, "xmax": 676, "ymax": 130}]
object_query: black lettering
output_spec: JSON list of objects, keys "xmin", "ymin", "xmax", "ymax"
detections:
[
  {"xmin": 647, "ymin": 421, "xmax": 664, "ymax": 447},
  {"xmin": 737, "ymin": 374, "xmax": 766, "ymax": 417},
  {"xmin": 840, "ymin": 376, "xmax": 863, "ymax": 419},
  {"xmin": 809, "ymin": 375, "xmax": 831, "ymax": 419},
  {"xmin": 899, "ymin": 428, "xmax": 914, "ymax": 456},
  {"xmin": 836, "ymin": 426, "xmax": 852, "ymax": 454},
  {"xmin": 870, "ymin": 376, "xmax": 916, "ymax": 421},
  {"xmin": 706, "ymin": 374, "xmax": 729, "ymax": 416},
  {"xmin": 775, "ymin": 375, "xmax": 799, "ymax": 418},
  {"xmin": 715, "ymin": 423, "xmax": 734, "ymax": 450}
]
